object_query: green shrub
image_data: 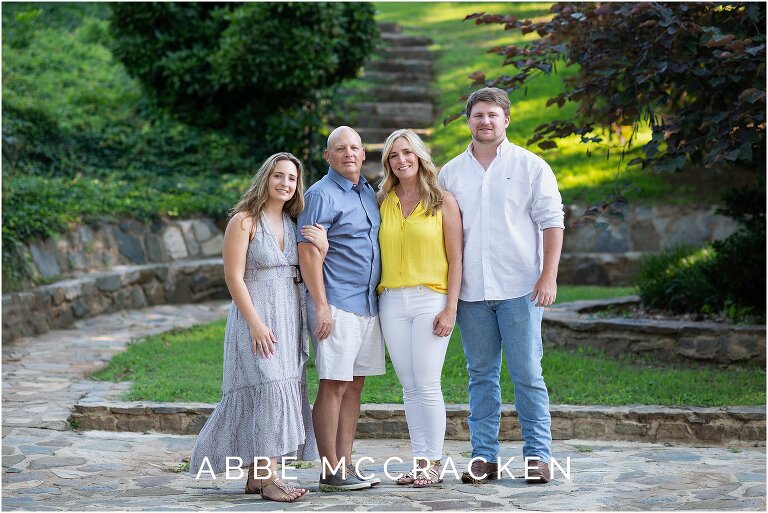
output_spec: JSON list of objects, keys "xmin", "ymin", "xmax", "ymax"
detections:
[
  {"xmin": 109, "ymin": 2, "xmax": 378, "ymax": 173},
  {"xmin": 1, "ymin": 2, "xmax": 260, "ymax": 292},
  {"xmin": 1, "ymin": 171, "xmax": 246, "ymax": 291},
  {"xmin": 637, "ymin": 245, "xmax": 720, "ymax": 314},
  {"xmin": 708, "ymin": 179, "xmax": 766, "ymax": 318},
  {"xmin": 638, "ymin": 199, "xmax": 765, "ymax": 324}
]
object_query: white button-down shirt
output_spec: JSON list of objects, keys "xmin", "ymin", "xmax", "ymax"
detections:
[{"xmin": 438, "ymin": 138, "xmax": 564, "ymax": 302}]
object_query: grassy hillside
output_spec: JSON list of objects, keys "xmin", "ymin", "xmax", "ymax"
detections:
[
  {"xmin": 374, "ymin": 2, "xmax": 747, "ymax": 206},
  {"xmin": 1, "ymin": 3, "xmax": 250, "ymax": 290},
  {"xmin": 3, "ymin": 3, "xmax": 748, "ymax": 292}
]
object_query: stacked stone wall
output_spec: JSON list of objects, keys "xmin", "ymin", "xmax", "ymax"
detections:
[
  {"xmin": 3, "ymin": 259, "xmax": 227, "ymax": 341},
  {"xmin": 21, "ymin": 218, "xmax": 224, "ymax": 281},
  {"xmin": 70, "ymin": 402, "xmax": 766, "ymax": 446}
]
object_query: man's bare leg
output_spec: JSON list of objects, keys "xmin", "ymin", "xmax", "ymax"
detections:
[
  {"xmin": 313, "ymin": 379, "xmax": 348, "ymax": 471},
  {"xmin": 336, "ymin": 376, "xmax": 365, "ymax": 464}
]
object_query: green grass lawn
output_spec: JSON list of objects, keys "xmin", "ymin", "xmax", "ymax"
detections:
[
  {"xmin": 92, "ymin": 286, "xmax": 765, "ymax": 407},
  {"xmin": 371, "ymin": 2, "xmax": 744, "ymax": 206}
]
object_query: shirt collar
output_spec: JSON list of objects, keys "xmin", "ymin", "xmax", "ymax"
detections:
[
  {"xmin": 328, "ymin": 167, "xmax": 369, "ymax": 192},
  {"xmin": 466, "ymin": 138, "xmax": 512, "ymax": 163}
]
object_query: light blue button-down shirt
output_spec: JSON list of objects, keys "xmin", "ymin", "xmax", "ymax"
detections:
[{"xmin": 296, "ymin": 168, "xmax": 381, "ymax": 317}]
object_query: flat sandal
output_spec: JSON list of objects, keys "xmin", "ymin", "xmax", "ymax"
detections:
[
  {"xmin": 244, "ymin": 465, "xmax": 259, "ymax": 494},
  {"xmin": 244, "ymin": 466, "xmax": 306, "ymax": 500},
  {"xmin": 259, "ymin": 477, "xmax": 307, "ymax": 502},
  {"xmin": 396, "ymin": 469, "xmax": 416, "ymax": 485},
  {"xmin": 413, "ymin": 460, "xmax": 443, "ymax": 488}
]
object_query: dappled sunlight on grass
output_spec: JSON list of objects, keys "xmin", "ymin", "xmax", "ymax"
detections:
[{"xmin": 372, "ymin": 2, "xmax": 732, "ymax": 206}]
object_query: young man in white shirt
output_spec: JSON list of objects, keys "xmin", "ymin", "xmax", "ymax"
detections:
[{"xmin": 438, "ymin": 87, "xmax": 564, "ymax": 484}]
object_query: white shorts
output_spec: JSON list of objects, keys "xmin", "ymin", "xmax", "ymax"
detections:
[{"xmin": 307, "ymin": 295, "xmax": 385, "ymax": 381}]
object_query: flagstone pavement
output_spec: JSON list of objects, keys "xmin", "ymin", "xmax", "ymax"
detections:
[{"xmin": 3, "ymin": 302, "xmax": 765, "ymax": 511}]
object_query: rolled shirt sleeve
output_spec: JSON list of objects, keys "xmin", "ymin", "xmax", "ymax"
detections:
[{"xmin": 530, "ymin": 164, "xmax": 565, "ymax": 231}]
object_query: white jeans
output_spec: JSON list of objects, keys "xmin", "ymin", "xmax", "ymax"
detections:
[{"xmin": 379, "ymin": 286, "xmax": 450, "ymax": 460}]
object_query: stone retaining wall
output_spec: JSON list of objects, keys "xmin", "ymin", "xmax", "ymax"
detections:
[
  {"xmin": 564, "ymin": 204, "xmax": 737, "ymax": 253},
  {"xmin": 543, "ymin": 297, "xmax": 766, "ymax": 366},
  {"xmin": 558, "ymin": 252, "xmax": 644, "ymax": 286},
  {"xmin": 4, "ymin": 205, "xmax": 743, "ymax": 338},
  {"xmin": 3, "ymin": 259, "xmax": 227, "ymax": 341},
  {"xmin": 21, "ymin": 218, "xmax": 224, "ymax": 282},
  {"xmin": 70, "ymin": 402, "xmax": 766, "ymax": 447},
  {"xmin": 14, "ymin": 206, "xmax": 736, "ymax": 287}
]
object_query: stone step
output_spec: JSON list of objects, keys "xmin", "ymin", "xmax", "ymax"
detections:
[
  {"xmin": 545, "ymin": 296, "xmax": 766, "ymax": 366},
  {"xmin": 381, "ymin": 32, "xmax": 433, "ymax": 47},
  {"xmin": 362, "ymin": 69, "xmax": 434, "ymax": 85},
  {"xmin": 379, "ymin": 45, "xmax": 435, "ymax": 60},
  {"xmin": 356, "ymin": 115, "xmax": 434, "ymax": 129},
  {"xmin": 362, "ymin": 161, "xmax": 384, "ymax": 183},
  {"xmin": 349, "ymin": 101, "xmax": 434, "ymax": 116},
  {"xmin": 351, "ymin": 101, "xmax": 434, "ymax": 128},
  {"xmin": 329, "ymin": 117, "xmax": 433, "ymax": 133},
  {"xmin": 70, "ymin": 400, "xmax": 767, "ymax": 446},
  {"xmin": 356, "ymin": 127, "xmax": 432, "ymax": 145},
  {"xmin": 376, "ymin": 22, "xmax": 401, "ymax": 34},
  {"xmin": 367, "ymin": 58, "xmax": 434, "ymax": 73},
  {"xmin": 339, "ymin": 85, "xmax": 437, "ymax": 103}
]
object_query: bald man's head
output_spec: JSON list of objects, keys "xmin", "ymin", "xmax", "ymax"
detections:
[
  {"xmin": 327, "ymin": 126, "xmax": 362, "ymax": 150},
  {"xmin": 324, "ymin": 126, "xmax": 365, "ymax": 179}
]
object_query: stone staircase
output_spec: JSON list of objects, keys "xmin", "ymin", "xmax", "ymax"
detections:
[{"xmin": 336, "ymin": 23, "xmax": 437, "ymax": 180}]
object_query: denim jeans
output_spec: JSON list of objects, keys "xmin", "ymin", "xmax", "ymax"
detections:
[{"xmin": 456, "ymin": 294, "xmax": 551, "ymax": 463}]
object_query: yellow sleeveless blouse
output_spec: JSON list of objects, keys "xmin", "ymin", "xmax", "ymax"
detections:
[{"xmin": 377, "ymin": 190, "xmax": 448, "ymax": 295}]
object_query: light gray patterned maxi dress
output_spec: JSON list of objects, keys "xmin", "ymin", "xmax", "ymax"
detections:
[{"xmin": 190, "ymin": 213, "xmax": 317, "ymax": 475}]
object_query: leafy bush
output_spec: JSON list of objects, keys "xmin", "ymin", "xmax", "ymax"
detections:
[
  {"xmin": 1, "ymin": 3, "xmax": 263, "ymax": 290},
  {"xmin": 463, "ymin": 3, "xmax": 765, "ymax": 172},
  {"xmin": 708, "ymin": 179, "xmax": 766, "ymax": 317},
  {"xmin": 637, "ymin": 245, "xmax": 720, "ymax": 314},
  {"xmin": 637, "ymin": 182, "xmax": 766, "ymax": 324},
  {"xmin": 2, "ymin": 9, "xmax": 255, "ymax": 180},
  {"xmin": 109, "ymin": 2, "xmax": 378, "ymax": 173}
]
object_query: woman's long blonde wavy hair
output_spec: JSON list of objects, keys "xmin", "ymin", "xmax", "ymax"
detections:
[
  {"xmin": 229, "ymin": 152, "xmax": 305, "ymax": 230},
  {"xmin": 380, "ymin": 129, "xmax": 443, "ymax": 216}
]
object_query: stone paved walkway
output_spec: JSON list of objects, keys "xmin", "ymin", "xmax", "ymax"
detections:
[{"xmin": 3, "ymin": 302, "xmax": 766, "ymax": 510}]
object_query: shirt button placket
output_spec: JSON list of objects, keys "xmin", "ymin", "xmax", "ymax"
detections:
[{"xmin": 481, "ymin": 162, "xmax": 492, "ymax": 298}]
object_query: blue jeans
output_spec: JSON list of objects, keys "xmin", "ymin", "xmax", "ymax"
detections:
[{"xmin": 456, "ymin": 294, "xmax": 551, "ymax": 463}]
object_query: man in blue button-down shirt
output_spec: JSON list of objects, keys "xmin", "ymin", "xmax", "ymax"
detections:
[{"xmin": 297, "ymin": 126, "xmax": 384, "ymax": 491}]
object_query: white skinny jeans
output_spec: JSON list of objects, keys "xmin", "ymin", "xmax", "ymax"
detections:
[{"xmin": 379, "ymin": 286, "xmax": 450, "ymax": 460}]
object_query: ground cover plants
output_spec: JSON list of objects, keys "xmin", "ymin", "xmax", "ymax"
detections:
[
  {"xmin": 92, "ymin": 285, "xmax": 766, "ymax": 407},
  {"xmin": 5, "ymin": 2, "xmax": 755, "ymax": 292}
]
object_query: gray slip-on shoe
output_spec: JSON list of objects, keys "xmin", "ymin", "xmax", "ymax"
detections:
[{"xmin": 319, "ymin": 470, "xmax": 372, "ymax": 492}]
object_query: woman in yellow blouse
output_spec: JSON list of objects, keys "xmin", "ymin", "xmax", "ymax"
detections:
[{"xmin": 376, "ymin": 129, "xmax": 462, "ymax": 487}]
